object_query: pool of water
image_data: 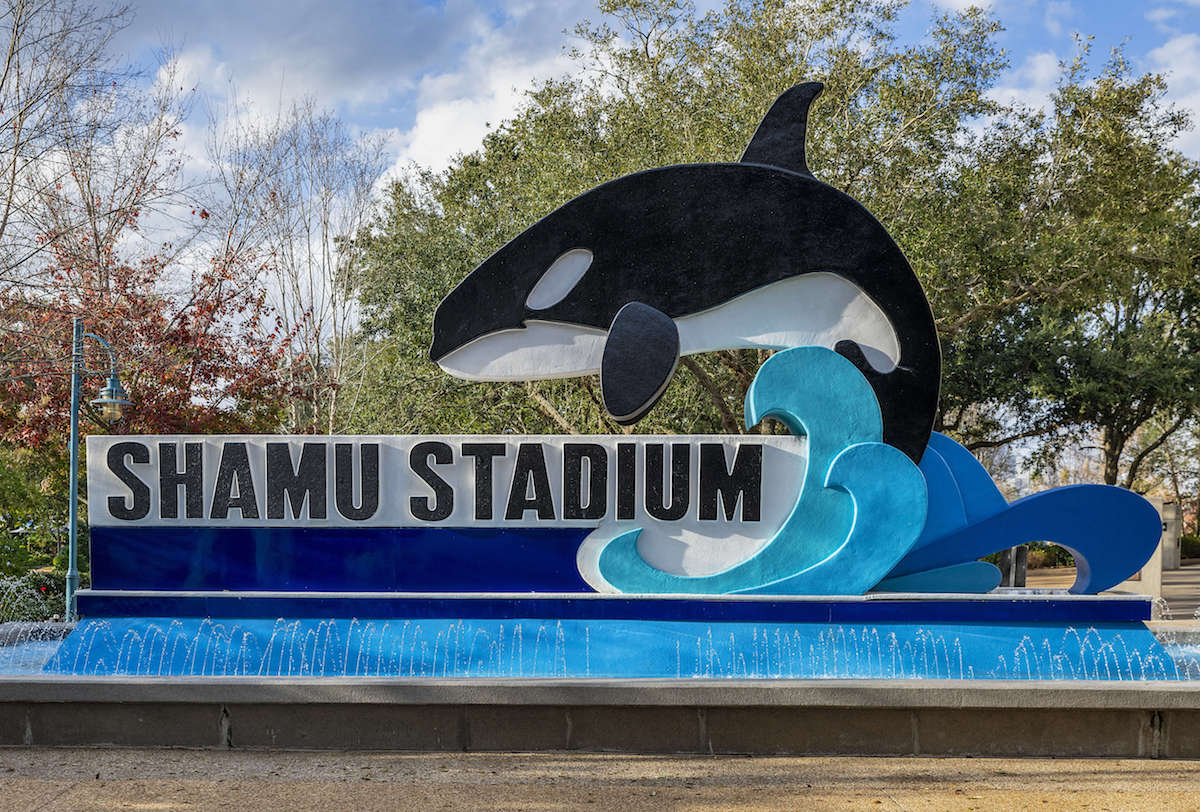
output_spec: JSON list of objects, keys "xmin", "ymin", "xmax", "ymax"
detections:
[
  {"xmin": 19, "ymin": 616, "xmax": 1179, "ymax": 680},
  {"xmin": 1165, "ymin": 644, "xmax": 1200, "ymax": 680},
  {"xmin": 0, "ymin": 638, "xmax": 64, "ymax": 675}
]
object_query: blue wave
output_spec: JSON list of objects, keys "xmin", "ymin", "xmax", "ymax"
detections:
[{"xmin": 881, "ymin": 433, "xmax": 1162, "ymax": 594}]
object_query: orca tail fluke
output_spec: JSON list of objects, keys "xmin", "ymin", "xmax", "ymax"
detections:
[{"xmin": 740, "ymin": 82, "xmax": 824, "ymax": 177}]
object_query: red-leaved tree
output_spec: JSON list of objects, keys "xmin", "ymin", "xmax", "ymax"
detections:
[{"xmin": 1, "ymin": 243, "xmax": 300, "ymax": 448}]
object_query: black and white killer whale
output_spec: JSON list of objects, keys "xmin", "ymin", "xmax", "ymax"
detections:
[{"xmin": 429, "ymin": 83, "xmax": 941, "ymax": 462}]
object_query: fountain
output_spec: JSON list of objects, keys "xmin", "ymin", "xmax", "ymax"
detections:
[
  {"xmin": 1, "ymin": 82, "xmax": 1195, "ymax": 756},
  {"xmin": 40, "ymin": 615, "xmax": 1183, "ymax": 680},
  {"xmin": 19, "ymin": 81, "xmax": 1188, "ymax": 683}
]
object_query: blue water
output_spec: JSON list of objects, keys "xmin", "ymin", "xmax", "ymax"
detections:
[
  {"xmin": 38, "ymin": 617, "xmax": 1179, "ymax": 680},
  {"xmin": 0, "ymin": 639, "xmax": 63, "ymax": 674},
  {"xmin": 1167, "ymin": 644, "xmax": 1200, "ymax": 680}
]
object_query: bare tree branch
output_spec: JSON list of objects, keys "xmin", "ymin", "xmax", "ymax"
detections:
[
  {"xmin": 209, "ymin": 96, "xmax": 388, "ymax": 432},
  {"xmin": 524, "ymin": 383, "xmax": 578, "ymax": 434},
  {"xmin": 1123, "ymin": 414, "xmax": 1188, "ymax": 491},
  {"xmin": 680, "ymin": 356, "xmax": 741, "ymax": 435}
]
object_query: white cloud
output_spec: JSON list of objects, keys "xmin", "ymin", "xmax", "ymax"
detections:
[
  {"xmin": 384, "ymin": 0, "xmax": 593, "ymax": 172},
  {"xmin": 396, "ymin": 50, "xmax": 572, "ymax": 171},
  {"xmin": 1044, "ymin": 1, "xmax": 1074, "ymax": 36},
  {"xmin": 119, "ymin": 0, "xmax": 478, "ymax": 114},
  {"xmin": 120, "ymin": 0, "xmax": 596, "ymax": 176},
  {"xmin": 988, "ymin": 51, "xmax": 1060, "ymax": 111},
  {"xmin": 1147, "ymin": 7, "xmax": 1180, "ymax": 30},
  {"xmin": 1148, "ymin": 33, "xmax": 1200, "ymax": 157},
  {"xmin": 111, "ymin": 0, "xmax": 607, "ymax": 206}
]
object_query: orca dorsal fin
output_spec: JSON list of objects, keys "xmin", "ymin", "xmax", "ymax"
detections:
[
  {"xmin": 601, "ymin": 302, "xmax": 680, "ymax": 425},
  {"xmin": 740, "ymin": 82, "xmax": 823, "ymax": 177}
]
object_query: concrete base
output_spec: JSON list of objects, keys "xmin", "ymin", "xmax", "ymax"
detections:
[{"xmin": 0, "ymin": 678, "xmax": 1198, "ymax": 757}]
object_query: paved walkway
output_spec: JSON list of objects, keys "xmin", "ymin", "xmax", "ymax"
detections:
[
  {"xmin": 0, "ymin": 749, "xmax": 1199, "ymax": 811},
  {"xmin": 1025, "ymin": 559, "xmax": 1200, "ymax": 619}
]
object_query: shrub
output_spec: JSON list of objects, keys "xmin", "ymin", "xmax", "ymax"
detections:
[
  {"xmin": 0, "ymin": 533, "xmax": 55, "ymax": 577},
  {"xmin": 987, "ymin": 543, "xmax": 1075, "ymax": 570},
  {"xmin": 1182, "ymin": 534, "xmax": 1200, "ymax": 560}
]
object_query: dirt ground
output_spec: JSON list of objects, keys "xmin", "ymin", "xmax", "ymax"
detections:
[{"xmin": 0, "ymin": 748, "xmax": 1197, "ymax": 811}]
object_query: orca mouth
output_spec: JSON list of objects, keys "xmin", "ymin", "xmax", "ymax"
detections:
[{"xmin": 436, "ymin": 322, "xmax": 609, "ymax": 381}]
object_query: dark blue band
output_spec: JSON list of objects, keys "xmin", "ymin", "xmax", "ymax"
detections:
[
  {"xmin": 89, "ymin": 526, "xmax": 594, "ymax": 593},
  {"xmin": 75, "ymin": 589, "xmax": 1153, "ymax": 623}
]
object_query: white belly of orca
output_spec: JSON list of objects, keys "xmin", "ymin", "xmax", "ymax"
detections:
[{"xmin": 436, "ymin": 272, "xmax": 901, "ymax": 381}]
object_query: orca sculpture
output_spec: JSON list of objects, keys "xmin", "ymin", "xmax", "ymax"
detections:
[{"xmin": 429, "ymin": 83, "xmax": 941, "ymax": 462}]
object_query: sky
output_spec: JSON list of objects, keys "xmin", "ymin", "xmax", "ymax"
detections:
[{"xmin": 108, "ymin": 0, "xmax": 1200, "ymax": 176}]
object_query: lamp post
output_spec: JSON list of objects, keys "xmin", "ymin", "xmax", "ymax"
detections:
[{"xmin": 66, "ymin": 317, "xmax": 132, "ymax": 623}]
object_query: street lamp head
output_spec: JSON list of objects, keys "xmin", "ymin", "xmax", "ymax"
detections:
[{"xmin": 91, "ymin": 373, "xmax": 132, "ymax": 424}]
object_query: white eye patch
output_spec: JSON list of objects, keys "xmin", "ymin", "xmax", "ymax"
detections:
[{"xmin": 525, "ymin": 249, "xmax": 593, "ymax": 310}]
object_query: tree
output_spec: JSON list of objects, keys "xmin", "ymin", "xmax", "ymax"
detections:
[
  {"xmin": 0, "ymin": 1, "xmax": 194, "ymax": 297},
  {"xmin": 1122, "ymin": 417, "xmax": 1199, "ymax": 510},
  {"xmin": 0, "ymin": 52, "xmax": 295, "ymax": 446},
  {"xmin": 0, "ymin": 223, "xmax": 295, "ymax": 581},
  {"xmin": 0, "ymin": 444, "xmax": 66, "ymax": 572},
  {"xmin": 0, "ymin": 6, "xmax": 308, "ymax": 590},
  {"xmin": 209, "ymin": 97, "xmax": 388, "ymax": 434},
  {"xmin": 999, "ymin": 54, "xmax": 1200, "ymax": 486},
  {"xmin": 0, "ymin": 244, "xmax": 294, "ymax": 446},
  {"xmin": 352, "ymin": 0, "xmax": 1012, "ymax": 436}
]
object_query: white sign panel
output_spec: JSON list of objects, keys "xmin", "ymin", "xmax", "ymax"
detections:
[{"xmin": 87, "ymin": 435, "xmax": 806, "ymax": 578}]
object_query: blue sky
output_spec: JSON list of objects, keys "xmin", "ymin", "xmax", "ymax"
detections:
[{"xmin": 110, "ymin": 0, "xmax": 1200, "ymax": 172}]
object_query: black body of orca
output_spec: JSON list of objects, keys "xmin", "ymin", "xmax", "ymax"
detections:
[{"xmin": 428, "ymin": 83, "xmax": 942, "ymax": 463}]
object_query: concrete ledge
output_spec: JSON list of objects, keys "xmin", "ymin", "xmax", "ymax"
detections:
[
  {"xmin": 0, "ymin": 678, "xmax": 1197, "ymax": 755},
  {"xmin": 1, "ymin": 676, "xmax": 1199, "ymax": 709}
]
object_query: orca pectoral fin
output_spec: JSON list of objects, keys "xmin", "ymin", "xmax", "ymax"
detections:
[{"xmin": 600, "ymin": 302, "xmax": 680, "ymax": 424}]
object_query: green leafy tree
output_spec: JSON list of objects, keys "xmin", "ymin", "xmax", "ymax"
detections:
[
  {"xmin": 990, "ymin": 54, "xmax": 1200, "ymax": 485},
  {"xmin": 0, "ymin": 446, "xmax": 66, "ymax": 575},
  {"xmin": 1123, "ymin": 417, "xmax": 1199, "ymax": 512},
  {"xmin": 351, "ymin": 0, "xmax": 1009, "ymax": 436}
]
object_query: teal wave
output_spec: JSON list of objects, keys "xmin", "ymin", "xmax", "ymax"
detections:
[{"xmin": 592, "ymin": 346, "xmax": 927, "ymax": 595}]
